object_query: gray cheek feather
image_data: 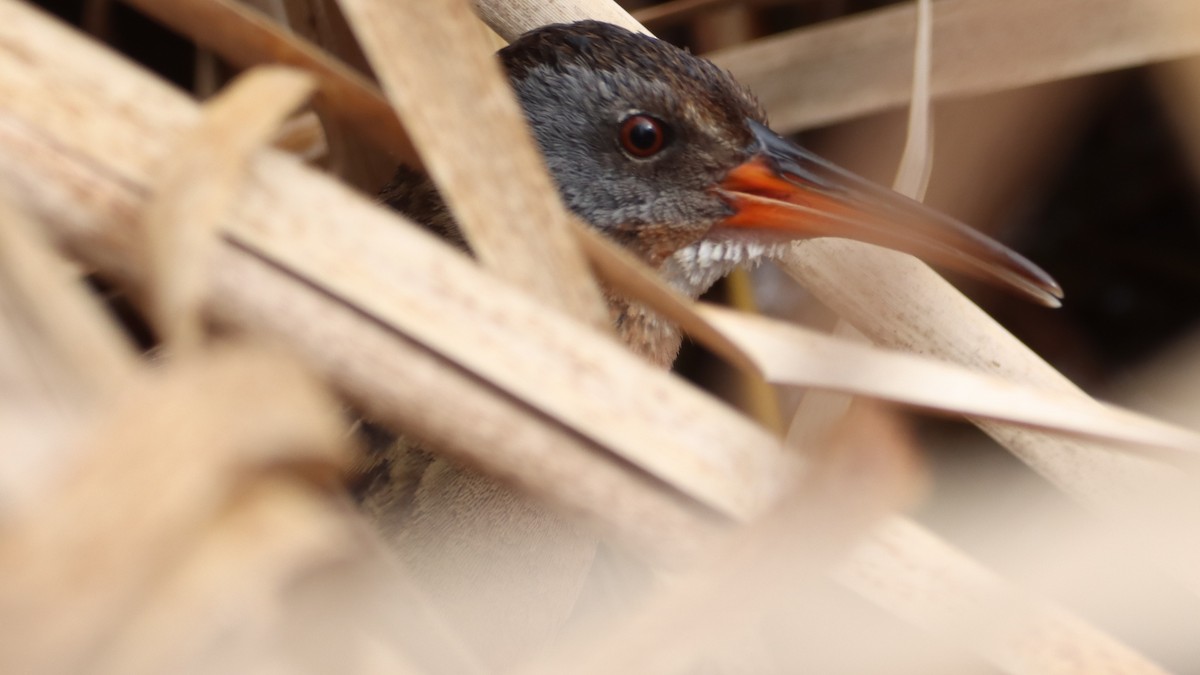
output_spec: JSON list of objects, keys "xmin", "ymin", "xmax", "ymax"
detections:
[{"xmin": 513, "ymin": 65, "xmax": 728, "ymax": 235}]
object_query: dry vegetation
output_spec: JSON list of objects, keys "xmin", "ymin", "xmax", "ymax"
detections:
[{"xmin": 2, "ymin": 0, "xmax": 1200, "ymax": 672}]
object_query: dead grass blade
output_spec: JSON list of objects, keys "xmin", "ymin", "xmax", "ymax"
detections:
[
  {"xmin": 86, "ymin": 476, "xmax": 362, "ymax": 675},
  {"xmin": 710, "ymin": 0, "xmax": 1200, "ymax": 133},
  {"xmin": 141, "ymin": 66, "xmax": 314, "ymax": 351},
  {"xmin": 253, "ymin": 0, "xmax": 399, "ymax": 192},
  {"xmin": 574, "ymin": 224, "xmax": 759, "ymax": 373},
  {"xmin": 0, "ymin": 195, "xmax": 140, "ymax": 503},
  {"xmin": 517, "ymin": 404, "xmax": 921, "ymax": 675},
  {"xmin": 471, "ymin": 0, "xmax": 644, "ymax": 42},
  {"xmin": 0, "ymin": 197, "xmax": 138, "ymax": 405},
  {"xmin": 120, "ymin": 0, "xmax": 419, "ymax": 167},
  {"xmin": 0, "ymin": 344, "xmax": 350, "ymax": 675},
  {"xmin": 791, "ymin": 0, "xmax": 936, "ymax": 450},
  {"xmin": 838, "ymin": 517, "xmax": 1171, "ymax": 675},
  {"xmin": 336, "ymin": 0, "xmax": 608, "ymax": 327},
  {"xmin": 1153, "ymin": 55, "xmax": 1200, "ymax": 191},
  {"xmin": 272, "ymin": 110, "xmax": 328, "ymax": 162},
  {"xmin": 699, "ymin": 305, "xmax": 1200, "ymax": 456},
  {"xmin": 630, "ymin": 0, "xmax": 729, "ymax": 28},
  {"xmin": 318, "ymin": 4, "xmax": 610, "ymax": 656},
  {"xmin": 210, "ymin": 252, "xmax": 729, "ymax": 558},
  {"xmin": 892, "ymin": 0, "xmax": 934, "ymax": 201},
  {"xmin": 779, "ymin": 235, "xmax": 1198, "ymax": 501},
  {"xmin": 227, "ymin": 203, "xmax": 777, "ymax": 519}
]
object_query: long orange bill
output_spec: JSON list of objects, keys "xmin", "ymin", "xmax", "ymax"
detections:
[{"xmin": 716, "ymin": 120, "xmax": 1063, "ymax": 307}]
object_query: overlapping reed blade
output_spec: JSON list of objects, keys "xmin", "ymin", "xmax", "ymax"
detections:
[
  {"xmin": 121, "ymin": 0, "xmax": 419, "ymax": 167},
  {"xmin": 1154, "ymin": 54, "xmax": 1200, "ymax": 191},
  {"xmin": 891, "ymin": 0, "xmax": 933, "ymax": 201},
  {"xmin": 516, "ymin": 404, "xmax": 921, "ymax": 675},
  {"xmin": 336, "ymin": 0, "xmax": 607, "ymax": 326},
  {"xmin": 710, "ymin": 0, "xmax": 1200, "ymax": 133},
  {"xmin": 700, "ymin": 306, "xmax": 1200, "ymax": 455},
  {"xmin": 471, "ymin": 0, "xmax": 644, "ymax": 40},
  {"xmin": 0, "ymin": 62, "xmax": 507, "ymax": 675},
  {"xmin": 790, "ymin": 0, "xmax": 934, "ymax": 448},
  {"xmin": 0, "ymin": 199, "xmax": 138, "ymax": 405},
  {"xmin": 330, "ymin": 1, "xmax": 621, "ymax": 659},
  {"xmin": 0, "ymin": 0, "xmax": 778, "ymax": 557},
  {"xmin": 838, "ymin": 516, "xmax": 1172, "ymax": 675},
  {"xmin": 0, "ymin": 347, "xmax": 350, "ymax": 675},
  {"xmin": 631, "ymin": 0, "xmax": 729, "ymax": 28},
  {"xmin": 140, "ymin": 66, "xmax": 316, "ymax": 351},
  {"xmin": 0, "ymin": 192, "xmax": 405, "ymax": 674},
  {"xmin": 549, "ymin": 211, "xmax": 1200, "ymax": 454}
]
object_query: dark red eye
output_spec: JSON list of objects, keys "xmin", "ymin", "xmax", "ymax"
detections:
[{"xmin": 619, "ymin": 115, "xmax": 667, "ymax": 158}]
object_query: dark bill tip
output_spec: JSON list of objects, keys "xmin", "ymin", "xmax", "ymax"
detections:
[{"xmin": 713, "ymin": 120, "xmax": 1063, "ymax": 307}]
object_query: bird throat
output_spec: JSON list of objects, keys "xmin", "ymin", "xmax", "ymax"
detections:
[{"xmin": 610, "ymin": 234, "xmax": 789, "ymax": 368}]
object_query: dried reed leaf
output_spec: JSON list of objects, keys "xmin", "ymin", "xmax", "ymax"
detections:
[
  {"xmin": 574, "ymin": 224, "xmax": 759, "ymax": 373},
  {"xmin": 892, "ymin": 0, "xmax": 934, "ymax": 201},
  {"xmin": 0, "ymin": 197, "xmax": 138, "ymax": 405},
  {"xmin": 0, "ymin": 195, "xmax": 141, "ymax": 504},
  {"xmin": 518, "ymin": 404, "xmax": 920, "ymax": 675},
  {"xmin": 631, "ymin": 0, "xmax": 728, "ymax": 28},
  {"xmin": 336, "ymin": 0, "xmax": 608, "ymax": 327},
  {"xmin": 711, "ymin": 0, "xmax": 1200, "ymax": 133},
  {"xmin": 783, "ymin": 320, "xmax": 861, "ymax": 453},
  {"xmin": 381, "ymin": 471, "xmax": 602, "ymax": 668},
  {"xmin": 838, "ymin": 517, "xmax": 1171, "ymax": 675},
  {"xmin": 272, "ymin": 110, "xmax": 328, "ymax": 161},
  {"xmin": 120, "ymin": 0, "xmax": 419, "ymax": 166},
  {"xmin": 142, "ymin": 66, "xmax": 314, "ymax": 350},
  {"xmin": 780, "ymin": 237, "xmax": 1198, "ymax": 498},
  {"xmin": 0, "ymin": 0, "xmax": 777, "ymax": 548},
  {"xmin": 212, "ymin": 251, "xmax": 727, "ymax": 558},
  {"xmin": 226, "ymin": 201, "xmax": 777, "ymax": 519},
  {"xmin": 0, "ymin": 344, "xmax": 349, "ymax": 675},
  {"xmin": 790, "ymin": 0, "xmax": 935, "ymax": 450},
  {"xmin": 89, "ymin": 477, "xmax": 361, "ymax": 675},
  {"xmin": 1152, "ymin": 55, "xmax": 1200, "ymax": 191},
  {"xmin": 699, "ymin": 306, "xmax": 1200, "ymax": 455},
  {"xmin": 317, "ymin": 4, "xmax": 611, "ymax": 654},
  {"xmin": 471, "ymin": 0, "xmax": 644, "ymax": 42},
  {"xmin": 258, "ymin": 0, "xmax": 399, "ymax": 191}
]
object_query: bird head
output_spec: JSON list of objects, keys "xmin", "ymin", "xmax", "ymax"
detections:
[{"xmin": 499, "ymin": 21, "xmax": 1062, "ymax": 306}]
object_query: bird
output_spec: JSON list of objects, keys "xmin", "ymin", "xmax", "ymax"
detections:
[
  {"xmin": 380, "ymin": 20, "xmax": 1062, "ymax": 369},
  {"xmin": 359, "ymin": 19, "xmax": 1063, "ymax": 529}
]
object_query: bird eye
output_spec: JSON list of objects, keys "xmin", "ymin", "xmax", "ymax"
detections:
[{"xmin": 619, "ymin": 115, "xmax": 667, "ymax": 158}]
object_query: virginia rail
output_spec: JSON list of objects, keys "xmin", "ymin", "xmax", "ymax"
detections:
[
  {"xmin": 360, "ymin": 21, "xmax": 1063, "ymax": 606},
  {"xmin": 382, "ymin": 20, "xmax": 1062, "ymax": 368}
]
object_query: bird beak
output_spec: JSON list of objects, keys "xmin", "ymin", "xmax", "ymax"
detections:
[{"xmin": 715, "ymin": 120, "xmax": 1063, "ymax": 307}]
